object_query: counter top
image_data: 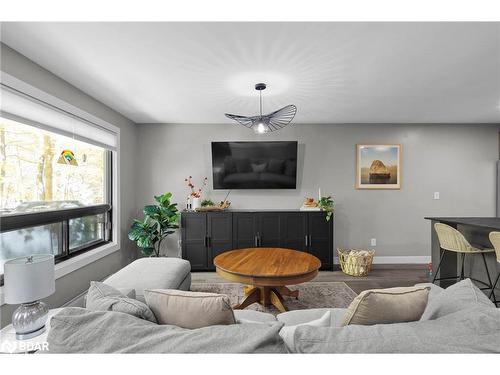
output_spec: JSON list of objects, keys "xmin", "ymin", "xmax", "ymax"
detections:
[{"xmin": 425, "ymin": 217, "xmax": 500, "ymax": 230}]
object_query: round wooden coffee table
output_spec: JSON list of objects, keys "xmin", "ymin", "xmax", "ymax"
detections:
[{"xmin": 214, "ymin": 247, "xmax": 321, "ymax": 313}]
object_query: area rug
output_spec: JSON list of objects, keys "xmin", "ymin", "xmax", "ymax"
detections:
[{"xmin": 190, "ymin": 282, "xmax": 357, "ymax": 314}]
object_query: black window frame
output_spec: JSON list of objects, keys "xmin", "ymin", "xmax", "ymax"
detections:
[{"xmin": 0, "ymin": 150, "xmax": 113, "ymax": 286}]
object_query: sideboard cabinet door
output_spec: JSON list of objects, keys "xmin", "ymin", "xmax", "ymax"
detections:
[
  {"xmin": 181, "ymin": 213, "xmax": 208, "ymax": 270},
  {"xmin": 307, "ymin": 212, "xmax": 333, "ymax": 270},
  {"xmin": 232, "ymin": 213, "xmax": 258, "ymax": 249},
  {"xmin": 280, "ymin": 212, "xmax": 307, "ymax": 251},
  {"xmin": 207, "ymin": 212, "xmax": 233, "ymax": 270},
  {"xmin": 256, "ymin": 212, "xmax": 282, "ymax": 247}
]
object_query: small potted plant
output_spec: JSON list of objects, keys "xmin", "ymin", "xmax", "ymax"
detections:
[
  {"xmin": 318, "ymin": 196, "xmax": 334, "ymax": 221},
  {"xmin": 185, "ymin": 176, "xmax": 208, "ymax": 210},
  {"xmin": 201, "ymin": 199, "xmax": 215, "ymax": 207}
]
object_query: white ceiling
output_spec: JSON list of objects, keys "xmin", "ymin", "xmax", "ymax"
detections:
[{"xmin": 1, "ymin": 22, "xmax": 499, "ymax": 124}]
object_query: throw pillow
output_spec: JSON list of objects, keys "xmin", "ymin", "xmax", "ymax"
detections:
[
  {"xmin": 223, "ymin": 156, "xmax": 236, "ymax": 173},
  {"xmin": 86, "ymin": 281, "xmax": 157, "ymax": 323},
  {"xmin": 284, "ymin": 159, "xmax": 297, "ymax": 176},
  {"xmin": 341, "ymin": 286, "xmax": 430, "ymax": 326},
  {"xmin": 144, "ymin": 289, "xmax": 236, "ymax": 329},
  {"xmin": 279, "ymin": 311, "xmax": 331, "ymax": 352},
  {"xmin": 420, "ymin": 278, "xmax": 495, "ymax": 321},
  {"xmin": 251, "ymin": 162, "xmax": 267, "ymax": 173},
  {"xmin": 83, "ymin": 287, "xmax": 135, "ymax": 306},
  {"xmin": 234, "ymin": 158, "xmax": 251, "ymax": 173},
  {"xmin": 267, "ymin": 158, "xmax": 285, "ymax": 174}
]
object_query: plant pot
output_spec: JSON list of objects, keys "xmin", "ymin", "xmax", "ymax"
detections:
[{"xmin": 191, "ymin": 197, "xmax": 201, "ymax": 210}]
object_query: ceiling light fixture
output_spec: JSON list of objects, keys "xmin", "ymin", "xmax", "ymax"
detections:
[{"xmin": 225, "ymin": 83, "xmax": 297, "ymax": 134}]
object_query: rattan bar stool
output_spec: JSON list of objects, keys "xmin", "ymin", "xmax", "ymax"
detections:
[
  {"xmin": 433, "ymin": 223, "xmax": 495, "ymax": 292},
  {"xmin": 488, "ymin": 232, "xmax": 500, "ymax": 306}
]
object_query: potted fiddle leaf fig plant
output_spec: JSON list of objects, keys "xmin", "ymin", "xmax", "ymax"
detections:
[{"xmin": 128, "ymin": 192, "xmax": 179, "ymax": 257}]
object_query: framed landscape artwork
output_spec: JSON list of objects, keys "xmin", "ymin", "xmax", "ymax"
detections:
[{"xmin": 356, "ymin": 144, "xmax": 401, "ymax": 189}]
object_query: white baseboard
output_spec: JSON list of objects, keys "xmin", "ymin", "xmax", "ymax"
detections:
[{"xmin": 334, "ymin": 256, "xmax": 431, "ymax": 265}]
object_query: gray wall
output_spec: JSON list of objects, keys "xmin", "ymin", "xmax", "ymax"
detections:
[
  {"xmin": 136, "ymin": 123, "xmax": 499, "ymax": 258},
  {"xmin": 0, "ymin": 44, "xmax": 139, "ymax": 327}
]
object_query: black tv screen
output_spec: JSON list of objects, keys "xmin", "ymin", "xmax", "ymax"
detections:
[{"xmin": 212, "ymin": 141, "xmax": 298, "ymax": 189}]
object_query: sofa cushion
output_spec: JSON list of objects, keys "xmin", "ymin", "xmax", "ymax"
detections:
[
  {"xmin": 277, "ymin": 308, "xmax": 346, "ymax": 327},
  {"xmin": 234, "ymin": 310, "xmax": 277, "ymax": 323},
  {"xmin": 144, "ymin": 289, "xmax": 236, "ymax": 329},
  {"xmin": 47, "ymin": 307, "xmax": 286, "ymax": 353},
  {"xmin": 85, "ymin": 282, "xmax": 156, "ymax": 323},
  {"xmin": 103, "ymin": 257, "xmax": 191, "ymax": 302},
  {"xmin": 341, "ymin": 286, "xmax": 429, "ymax": 326},
  {"xmin": 279, "ymin": 311, "xmax": 331, "ymax": 352},
  {"xmin": 420, "ymin": 278, "xmax": 495, "ymax": 321},
  {"xmin": 292, "ymin": 305, "xmax": 500, "ymax": 353},
  {"xmin": 83, "ymin": 287, "xmax": 135, "ymax": 306},
  {"xmin": 415, "ymin": 282, "xmax": 444, "ymax": 301}
]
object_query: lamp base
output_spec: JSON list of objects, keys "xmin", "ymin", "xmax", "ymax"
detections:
[
  {"xmin": 15, "ymin": 325, "xmax": 46, "ymax": 340},
  {"xmin": 12, "ymin": 301, "xmax": 49, "ymax": 341}
]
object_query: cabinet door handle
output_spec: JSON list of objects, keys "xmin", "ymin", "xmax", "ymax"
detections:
[
  {"xmin": 207, "ymin": 236, "xmax": 211, "ymax": 247},
  {"xmin": 309, "ymin": 235, "xmax": 312, "ymax": 246},
  {"xmin": 305, "ymin": 235, "xmax": 309, "ymax": 246},
  {"xmin": 204, "ymin": 236, "xmax": 208, "ymax": 247},
  {"xmin": 254, "ymin": 235, "xmax": 258, "ymax": 247}
]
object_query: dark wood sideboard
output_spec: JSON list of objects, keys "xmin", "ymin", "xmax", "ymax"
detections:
[{"xmin": 181, "ymin": 210, "xmax": 334, "ymax": 271}]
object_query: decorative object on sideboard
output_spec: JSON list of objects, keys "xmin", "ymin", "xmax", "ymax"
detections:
[
  {"xmin": 356, "ymin": 144, "xmax": 401, "ymax": 189},
  {"xmin": 318, "ymin": 196, "xmax": 334, "ymax": 221},
  {"xmin": 128, "ymin": 192, "xmax": 179, "ymax": 257},
  {"xmin": 300, "ymin": 197, "xmax": 321, "ymax": 211},
  {"xmin": 185, "ymin": 176, "xmax": 208, "ymax": 210},
  {"xmin": 194, "ymin": 191, "xmax": 232, "ymax": 212},
  {"xmin": 4, "ymin": 254, "xmax": 55, "ymax": 340},
  {"xmin": 337, "ymin": 248, "xmax": 375, "ymax": 277},
  {"xmin": 225, "ymin": 83, "xmax": 297, "ymax": 134},
  {"xmin": 196, "ymin": 199, "xmax": 223, "ymax": 212},
  {"xmin": 201, "ymin": 199, "xmax": 215, "ymax": 207}
]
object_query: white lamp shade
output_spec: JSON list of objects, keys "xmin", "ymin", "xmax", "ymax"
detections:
[{"xmin": 4, "ymin": 254, "xmax": 55, "ymax": 304}]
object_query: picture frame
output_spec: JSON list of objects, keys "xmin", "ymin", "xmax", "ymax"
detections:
[{"xmin": 356, "ymin": 144, "xmax": 401, "ymax": 189}]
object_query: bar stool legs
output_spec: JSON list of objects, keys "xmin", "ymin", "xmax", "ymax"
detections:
[
  {"xmin": 490, "ymin": 273, "xmax": 499, "ymax": 306},
  {"xmin": 432, "ymin": 248, "xmax": 495, "ymax": 293},
  {"xmin": 432, "ymin": 250, "xmax": 446, "ymax": 284},
  {"xmin": 480, "ymin": 252, "xmax": 494, "ymax": 293}
]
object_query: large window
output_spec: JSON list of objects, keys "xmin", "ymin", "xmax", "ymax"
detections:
[{"xmin": 0, "ymin": 117, "xmax": 112, "ymax": 281}]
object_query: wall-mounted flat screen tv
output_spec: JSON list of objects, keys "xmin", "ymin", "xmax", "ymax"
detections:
[{"xmin": 212, "ymin": 141, "xmax": 298, "ymax": 189}]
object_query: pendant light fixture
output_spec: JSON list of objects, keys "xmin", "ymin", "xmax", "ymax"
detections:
[{"xmin": 225, "ymin": 83, "xmax": 297, "ymax": 134}]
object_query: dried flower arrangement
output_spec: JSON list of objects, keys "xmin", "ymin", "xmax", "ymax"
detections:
[{"xmin": 184, "ymin": 176, "xmax": 208, "ymax": 198}]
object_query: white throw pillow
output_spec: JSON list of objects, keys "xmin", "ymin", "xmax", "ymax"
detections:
[{"xmin": 279, "ymin": 311, "xmax": 331, "ymax": 352}]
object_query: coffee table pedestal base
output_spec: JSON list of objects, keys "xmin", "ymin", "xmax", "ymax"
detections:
[{"xmin": 234, "ymin": 285, "xmax": 299, "ymax": 313}]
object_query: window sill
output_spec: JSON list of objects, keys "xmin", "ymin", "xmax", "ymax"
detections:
[{"xmin": 0, "ymin": 242, "xmax": 119, "ymax": 306}]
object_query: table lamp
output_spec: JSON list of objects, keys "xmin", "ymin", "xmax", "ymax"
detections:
[{"xmin": 4, "ymin": 254, "xmax": 55, "ymax": 340}]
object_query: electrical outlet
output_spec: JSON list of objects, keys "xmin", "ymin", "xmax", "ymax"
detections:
[
  {"xmin": 433, "ymin": 192, "xmax": 440, "ymax": 200},
  {"xmin": 370, "ymin": 238, "xmax": 377, "ymax": 246}
]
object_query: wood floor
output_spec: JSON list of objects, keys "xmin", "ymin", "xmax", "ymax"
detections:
[{"xmin": 191, "ymin": 265, "xmax": 429, "ymax": 294}]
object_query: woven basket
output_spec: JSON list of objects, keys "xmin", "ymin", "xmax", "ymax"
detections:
[{"xmin": 337, "ymin": 248, "xmax": 375, "ymax": 277}]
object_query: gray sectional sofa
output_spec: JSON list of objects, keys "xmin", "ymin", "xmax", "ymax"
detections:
[{"xmin": 47, "ymin": 258, "xmax": 500, "ymax": 353}]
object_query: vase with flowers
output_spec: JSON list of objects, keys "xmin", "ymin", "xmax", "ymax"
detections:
[{"xmin": 185, "ymin": 176, "xmax": 208, "ymax": 210}]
